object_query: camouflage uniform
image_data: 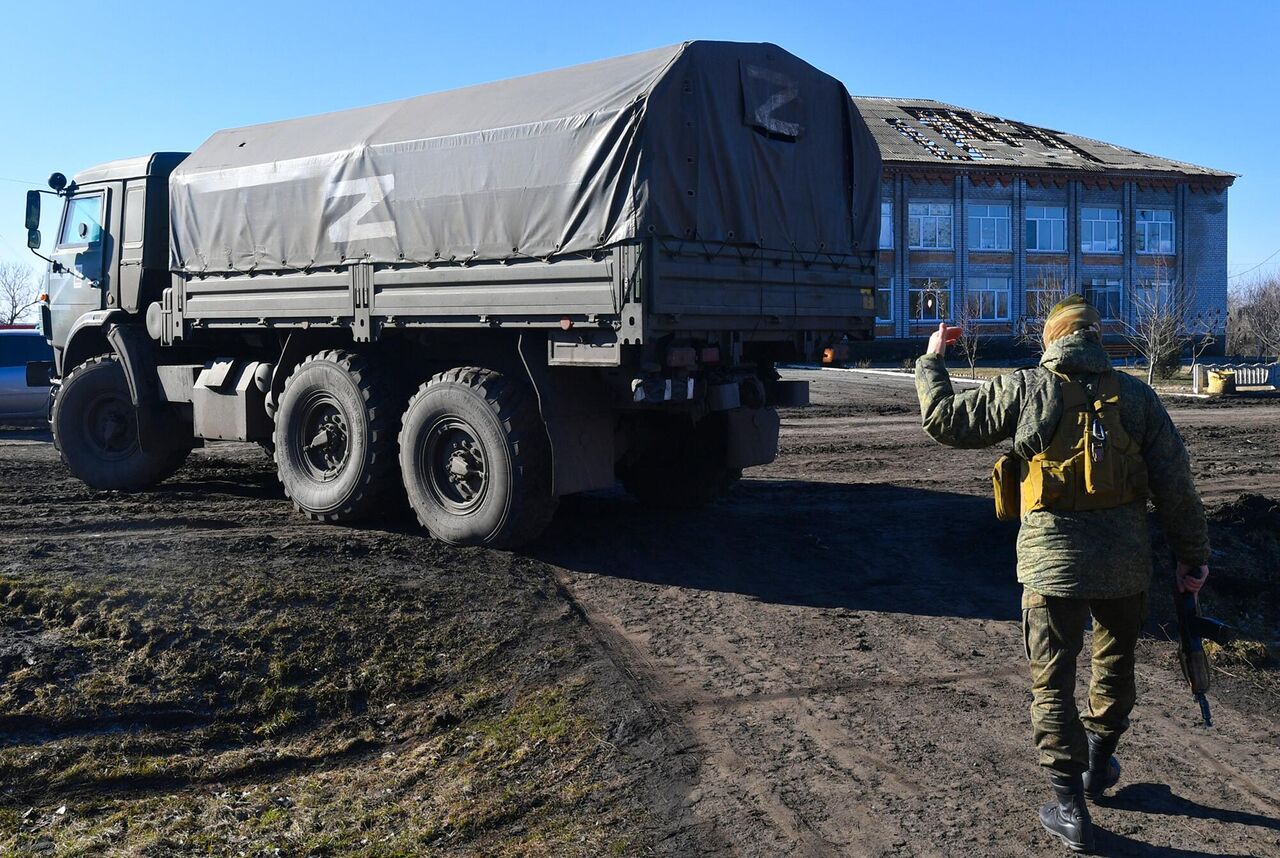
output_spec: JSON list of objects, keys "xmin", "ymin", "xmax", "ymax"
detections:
[{"xmin": 915, "ymin": 331, "xmax": 1209, "ymax": 776}]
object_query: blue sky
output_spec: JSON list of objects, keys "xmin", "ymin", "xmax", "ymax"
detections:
[{"xmin": 1, "ymin": 0, "xmax": 1275, "ymax": 282}]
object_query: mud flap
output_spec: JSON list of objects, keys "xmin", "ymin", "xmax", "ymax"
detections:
[
  {"xmin": 105, "ymin": 322, "xmax": 166, "ymax": 453},
  {"xmin": 724, "ymin": 406, "xmax": 779, "ymax": 469},
  {"xmin": 519, "ymin": 333, "xmax": 615, "ymax": 496}
]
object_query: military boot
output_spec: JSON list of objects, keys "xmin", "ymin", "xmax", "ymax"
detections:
[
  {"xmin": 1082, "ymin": 731, "xmax": 1121, "ymax": 799},
  {"xmin": 1039, "ymin": 773, "xmax": 1096, "ymax": 853}
]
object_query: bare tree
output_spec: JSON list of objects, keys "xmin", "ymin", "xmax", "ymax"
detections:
[
  {"xmin": 1226, "ymin": 288, "xmax": 1249, "ymax": 356},
  {"xmin": 0, "ymin": 261, "xmax": 38, "ymax": 325},
  {"xmin": 1122, "ymin": 258, "xmax": 1192, "ymax": 386},
  {"xmin": 1188, "ymin": 308, "xmax": 1221, "ymax": 365},
  {"xmin": 1017, "ymin": 264, "xmax": 1073, "ymax": 352},
  {"xmin": 1228, "ymin": 274, "xmax": 1280, "ymax": 359},
  {"xmin": 954, "ymin": 293, "xmax": 987, "ymax": 380}
]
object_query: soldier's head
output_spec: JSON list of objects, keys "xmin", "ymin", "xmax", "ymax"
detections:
[{"xmin": 1043, "ymin": 294, "xmax": 1102, "ymax": 348}]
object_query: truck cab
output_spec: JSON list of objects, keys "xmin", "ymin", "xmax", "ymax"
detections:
[{"xmin": 38, "ymin": 153, "xmax": 186, "ymax": 376}]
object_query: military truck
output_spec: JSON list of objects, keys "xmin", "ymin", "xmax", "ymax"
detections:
[{"xmin": 23, "ymin": 41, "xmax": 880, "ymax": 547}]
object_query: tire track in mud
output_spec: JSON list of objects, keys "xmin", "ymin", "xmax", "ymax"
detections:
[
  {"xmin": 553, "ymin": 574, "xmax": 839, "ymax": 857},
  {"xmin": 553, "ymin": 568, "xmax": 1031, "ymax": 857},
  {"xmin": 679, "ymin": 628, "xmax": 917, "ymax": 856}
]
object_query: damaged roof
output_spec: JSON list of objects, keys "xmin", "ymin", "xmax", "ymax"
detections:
[{"xmin": 853, "ymin": 96, "xmax": 1234, "ymax": 180}]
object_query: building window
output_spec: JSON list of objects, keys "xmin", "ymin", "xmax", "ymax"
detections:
[
  {"xmin": 876, "ymin": 276, "xmax": 894, "ymax": 323},
  {"xmin": 880, "ymin": 201, "xmax": 894, "ymax": 249},
  {"xmin": 1025, "ymin": 205, "xmax": 1066, "ymax": 252},
  {"xmin": 1132, "ymin": 278, "xmax": 1175, "ymax": 317},
  {"xmin": 1027, "ymin": 288, "xmax": 1058, "ymax": 320},
  {"xmin": 1026, "ymin": 275, "xmax": 1074, "ymax": 319},
  {"xmin": 908, "ymin": 202, "xmax": 953, "ymax": 249},
  {"xmin": 1083, "ymin": 278, "xmax": 1123, "ymax": 320},
  {"xmin": 1136, "ymin": 208, "xmax": 1174, "ymax": 254},
  {"xmin": 967, "ymin": 204, "xmax": 1011, "ymax": 250},
  {"xmin": 1081, "ymin": 206, "xmax": 1122, "ymax": 253},
  {"xmin": 909, "ymin": 277, "xmax": 952, "ymax": 322},
  {"xmin": 964, "ymin": 277, "xmax": 1011, "ymax": 321}
]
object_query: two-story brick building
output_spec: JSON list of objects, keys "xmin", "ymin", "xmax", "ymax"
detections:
[{"xmin": 854, "ymin": 96, "xmax": 1234, "ymax": 347}]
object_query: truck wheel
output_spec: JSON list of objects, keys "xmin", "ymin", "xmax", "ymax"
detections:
[
  {"xmin": 52, "ymin": 356, "xmax": 190, "ymax": 491},
  {"xmin": 619, "ymin": 417, "xmax": 741, "ymax": 509},
  {"xmin": 399, "ymin": 367, "xmax": 556, "ymax": 548},
  {"xmin": 273, "ymin": 349, "xmax": 399, "ymax": 522}
]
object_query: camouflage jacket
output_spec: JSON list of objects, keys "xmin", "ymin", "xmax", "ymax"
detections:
[{"xmin": 915, "ymin": 333, "xmax": 1209, "ymax": 598}]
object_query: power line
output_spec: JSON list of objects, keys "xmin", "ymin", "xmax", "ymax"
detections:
[
  {"xmin": 0, "ymin": 228, "xmax": 35, "ymax": 263},
  {"xmin": 0, "ymin": 175, "xmax": 42, "ymax": 186},
  {"xmin": 1228, "ymin": 246, "xmax": 1280, "ymax": 279}
]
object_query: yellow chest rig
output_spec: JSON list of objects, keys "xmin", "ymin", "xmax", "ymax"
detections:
[{"xmin": 993, "ymin": 371, "xmax": 1149, "ymax": 521}]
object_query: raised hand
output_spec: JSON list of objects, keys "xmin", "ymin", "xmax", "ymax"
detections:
[{"xmin": 927, "ymin": 322, "xmax": 963, "ymax": 357}]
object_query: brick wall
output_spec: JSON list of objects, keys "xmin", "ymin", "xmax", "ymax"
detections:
[{"xmin": 877, "ymin": 167, "xmax": 1230, "ymax": 341}]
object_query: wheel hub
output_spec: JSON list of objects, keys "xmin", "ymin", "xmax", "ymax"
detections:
[
  {"xmin": 423, "ymin": 418, "xmax": 488, "ymax": 512},
  {"xmin": 84, "ymin": 393, "xmax": 137, "ymax": 460},
  {"xmin": 296, "ymin": 395, "xmax": 350, "ymax": 481}
]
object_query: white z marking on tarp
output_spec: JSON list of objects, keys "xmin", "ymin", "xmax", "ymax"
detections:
[
  {"xmin": 326, "ymin": 175, "xmax": 396, "ymax": 243},
  {"xmin": 746, "ymin": 65, "xmax": 802, "ymax": 138}
]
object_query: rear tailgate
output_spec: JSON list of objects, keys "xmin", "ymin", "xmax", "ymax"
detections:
[{"xmin": 646, "ymin": 241, "xmax": 875, "ymax": 334}]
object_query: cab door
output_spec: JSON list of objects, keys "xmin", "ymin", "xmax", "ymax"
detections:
[
  {"xmin": 119, "ymin": 182, "xmax": 146, "ymax": 312},
  {"xmin": 47, "ymin": 188, "xmax": 111, "ymax": 362}
]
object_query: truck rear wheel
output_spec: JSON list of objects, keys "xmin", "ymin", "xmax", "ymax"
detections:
[
  {"xmin": 399, "ymin": 367, "xmax": 556, "ymax": 548},
  {"xmin": 273, "ymin": 349, "xmax": 399, "ymax": 523},
  {"xmin": 52, "ymin": 356, "xmax": 190, "ymax": 491},
  {"xmin": 619, "ymin": 416, "xmax": 741, "ymax": 509}
]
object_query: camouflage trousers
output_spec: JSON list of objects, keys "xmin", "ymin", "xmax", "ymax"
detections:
[{"xmin": 1021, "ymin": 588, "xmax": 1147, "ymax": 777}]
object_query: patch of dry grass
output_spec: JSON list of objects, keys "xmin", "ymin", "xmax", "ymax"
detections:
[{"xmin": 0, "ymin": 535, "xmax": 646, "ymax": 856}]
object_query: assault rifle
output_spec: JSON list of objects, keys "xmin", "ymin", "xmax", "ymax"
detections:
[{"xmin": 1173, "ymin": 587, "xmax": 1233, "ymax": 727}]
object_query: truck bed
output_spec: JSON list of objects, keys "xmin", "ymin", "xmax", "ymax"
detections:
[{"xmin": 169, "ymin": 239, "xmax": 874, "ymax": 343}]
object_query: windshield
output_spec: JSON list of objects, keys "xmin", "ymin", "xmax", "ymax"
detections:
[{"xmin": 58, "ymin": 193, "xmax": 104, "ymax": 247}]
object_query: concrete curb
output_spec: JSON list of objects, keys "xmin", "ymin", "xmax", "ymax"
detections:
[{"xmin": 779, "ymin": 363, "xmax": 987, "ymax": 387}]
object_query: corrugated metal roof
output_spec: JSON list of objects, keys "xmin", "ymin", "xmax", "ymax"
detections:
[{"xmin": 853, "ymin": 96, "xmax": 1234, "ymax": 179}]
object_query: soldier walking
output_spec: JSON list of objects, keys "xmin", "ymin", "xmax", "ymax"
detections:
[{"xmin": 913, "ymin": 296, "xmax": 1210, "ymax": 853}]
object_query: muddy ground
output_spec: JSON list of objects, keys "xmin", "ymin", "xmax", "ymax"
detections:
[{"xmin": 2, "ymin": 367, "xmax": 1279, "ymax": 856}]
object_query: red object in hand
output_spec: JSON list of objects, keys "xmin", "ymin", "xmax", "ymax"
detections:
[{"xmin": 943, "ymin": 326, "xmax": 962, "ymax": 345}]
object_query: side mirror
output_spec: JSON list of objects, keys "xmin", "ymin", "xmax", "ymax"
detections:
[
  {"xmin": 27, "ymin": 228, "xmax": 41, "ymax": 250},
  {"xmin": 25, "ymin": 190, "xmax": 40, "ymax": 230}
]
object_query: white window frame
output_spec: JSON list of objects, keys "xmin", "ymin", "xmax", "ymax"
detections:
[
  {"xmin": 964, "ymin": 277, "xmax": 1012, "ymax": 321},
  {"xmin": 908, "ymin": 202, "xmax": 954, "ymax": 250},
  {"xmin": 908, "ymin": 277, "xmax": 952, "ymax": 322},
  {"xmin": 1025, "ymin": 205, "xmax": 1066, "ymax": 252},
  {"xmin": 876, "ymin": 276, "xmax": 894, "ymax": 323},
  {"xmin": 880, "ymin": 201, "xmax": 894, "ymax": 249},
  {"xmin": 1080, "ymin": 206, "xmax": 1122, "ymax": 254},
  {"xmin": 1026, "ymin": 288, "xmax": 1059, "ymax": 320},
  {"xmin": 967, "ymin": 203, "xmax": 1011, "ymax": 251},
  {"xmin": 1083, "ymin": 278, "xmax": 1123, "ymax": 321},
  {"xmin": 1132, "ymin": 277, "xmax": 1176, "ymax": 320},
  {"xmin": 1136, "ymin": 208, "xmax": 1175, "ymax": 254}
]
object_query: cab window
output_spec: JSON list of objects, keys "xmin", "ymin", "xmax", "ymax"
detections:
[
  {"xmin": 123, "ymin": 185, "xmax": 145, "ymax": 245},
  {"xmin": 58, "ymin": 193, "xmax": 104, "ymax": 247}
]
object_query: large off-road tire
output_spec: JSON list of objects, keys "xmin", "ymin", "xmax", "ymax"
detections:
[
  {"xmin": 398, "ymin": 367, "xmax": 556, "ymax": 548},
  {"xmin": 619, "ymin": 416, "xmax": 741, "ymax": 509},
  {"xmin": 52, "ymin": 356, "xmax": 190, "ymax": 491},
  {"xmin": 273, "ymin": 349, "xmax": 400, "ymax": 523}
]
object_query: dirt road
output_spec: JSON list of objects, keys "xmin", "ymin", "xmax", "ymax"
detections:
[
  {"xmin": 541, "ymin": 369, "xmax": 1280, "ymax": 857},
  {"xmin": 1, "ymin": 367, "xmax": 1277, "ymax": 856}
]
